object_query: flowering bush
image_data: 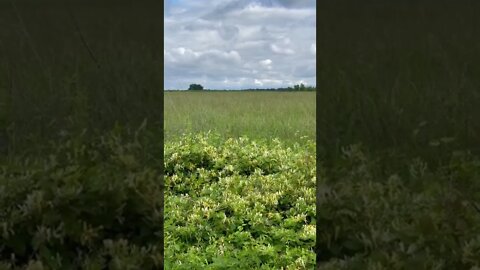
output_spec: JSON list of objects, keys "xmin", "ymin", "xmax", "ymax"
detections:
[{"xmin": 164, "ymin": 133, "xmax": 316, "ymax": 269}]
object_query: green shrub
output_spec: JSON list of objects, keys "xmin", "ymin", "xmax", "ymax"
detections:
[{"xmin": 164, "ymin": 133, "xmax": 316, "ymax": 269}]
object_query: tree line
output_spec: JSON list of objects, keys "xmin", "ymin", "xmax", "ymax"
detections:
[{"xmin": 185, "ymin": 83, "xmax": 316, "ymax": 91}]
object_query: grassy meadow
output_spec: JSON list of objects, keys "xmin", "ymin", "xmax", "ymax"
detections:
[{"xmin": 164, "ymin": 91, "xmax": 316, "ymax": 143}]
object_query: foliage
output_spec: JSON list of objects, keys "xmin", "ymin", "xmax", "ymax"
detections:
[
  {"xmin": 188, "ymin": 84, "xmax": 204, "ymax": 91},
  {"xmin": 0, "ymin": 126, "xmax": 163, "ymax": 269},
  {"xmin": 291, "ymin": 84, "xmax": 315, "ymax": 91},
  {"xmin": 164, "ymin": 133, "xmax": 316, "ymax": 269}
]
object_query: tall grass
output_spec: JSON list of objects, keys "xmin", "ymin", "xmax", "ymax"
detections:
[{"xmin": 164, "ymin": 91, "xmax": 316, "ymax": 144}]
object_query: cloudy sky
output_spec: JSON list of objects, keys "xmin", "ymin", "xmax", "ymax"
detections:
[{"xmin": 164, "ymin": 0, "xmax": 316, "ymax": 90}]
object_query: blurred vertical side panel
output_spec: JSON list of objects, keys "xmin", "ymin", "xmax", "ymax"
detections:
[{"xmin": 317, "ymin": 0, "xmax": 480, "ymax": 268}]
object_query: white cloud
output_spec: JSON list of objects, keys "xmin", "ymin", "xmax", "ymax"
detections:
[
  {"xmin": 259, "ymin": 59, "xmax": 273, "ymax": 70},
  {"xmin": 270, "ymin": 44, "xmax": 295, "ymax": 55},
  {"xmin": 254, "ymin": 78, "xmax": 264, "ymax": 86},
  {"xmin": 165, "ymin": 0, "xmax": 316, "ymax": 89},
  {"xmin": 255, "ymin": 78, "xmax": 284, "ymax": 85}
]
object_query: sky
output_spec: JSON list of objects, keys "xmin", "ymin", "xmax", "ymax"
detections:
[{"xmin": 164, "ymin": 0, "xmax": 316, "ymax": 90}]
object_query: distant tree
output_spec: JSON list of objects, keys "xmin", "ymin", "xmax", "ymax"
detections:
[
  {"xmin": 307, "ymin": 85, "xmax": 316, "ymax": 91},
  {"xmin": 292, "ymin": 83, "xmax": 310, "ymax": 91},
  {"xmin": 188, "ymin": 84, "xmax": 204, "ymax": 90}
]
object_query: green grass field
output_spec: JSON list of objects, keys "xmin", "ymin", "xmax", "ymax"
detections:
[
  {"xmin": 165, "ymin": 91, "xmax": 316, "ymax": 143},
  {"xmin": 164, "ymin": 91, "xmax": 316, "ymax": 268}
]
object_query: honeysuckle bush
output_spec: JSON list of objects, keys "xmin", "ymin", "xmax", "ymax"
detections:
[
  {"xmin": 319, "ymin": 144, "xmax": 480, "ymax": 269},
  {"xmin": 4, "ymin": 127, "xmax": 479, "ymax": 269},
  {"xmin": 164, "ymin": 132, "xmax": 316, "ymax": 269},
  {"xmin": 0, "ymin": 124, "xmax": 163, "ymax": 269}
]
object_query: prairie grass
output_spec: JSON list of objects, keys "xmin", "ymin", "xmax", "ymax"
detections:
[{"xmin": 164, "ymin": 91, "xmax": 316, "ymax": 144}]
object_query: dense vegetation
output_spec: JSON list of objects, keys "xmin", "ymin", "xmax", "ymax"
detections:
[
  {"xmin": 187, "ymin": 84, "xmax": 204, "ymax": 91},
  {"xmin": 164, "ymin": 133, "xmax": 315, "ymax": 269},
  {"xmin": 162, "ymin": 74, "xmax": 317, "ymax": 269},
  {"xmin": 164, "ymin": 92, "xmax": 316, "ymax": 268}
]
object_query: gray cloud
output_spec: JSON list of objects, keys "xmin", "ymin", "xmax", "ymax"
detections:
[
  {"xmin": 277, "ymin": 0, "xmax": 315, "ymax": 8},
  {"xmin": 165, "ymin": 0, "xmax": 316, "ymax": 89}
]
